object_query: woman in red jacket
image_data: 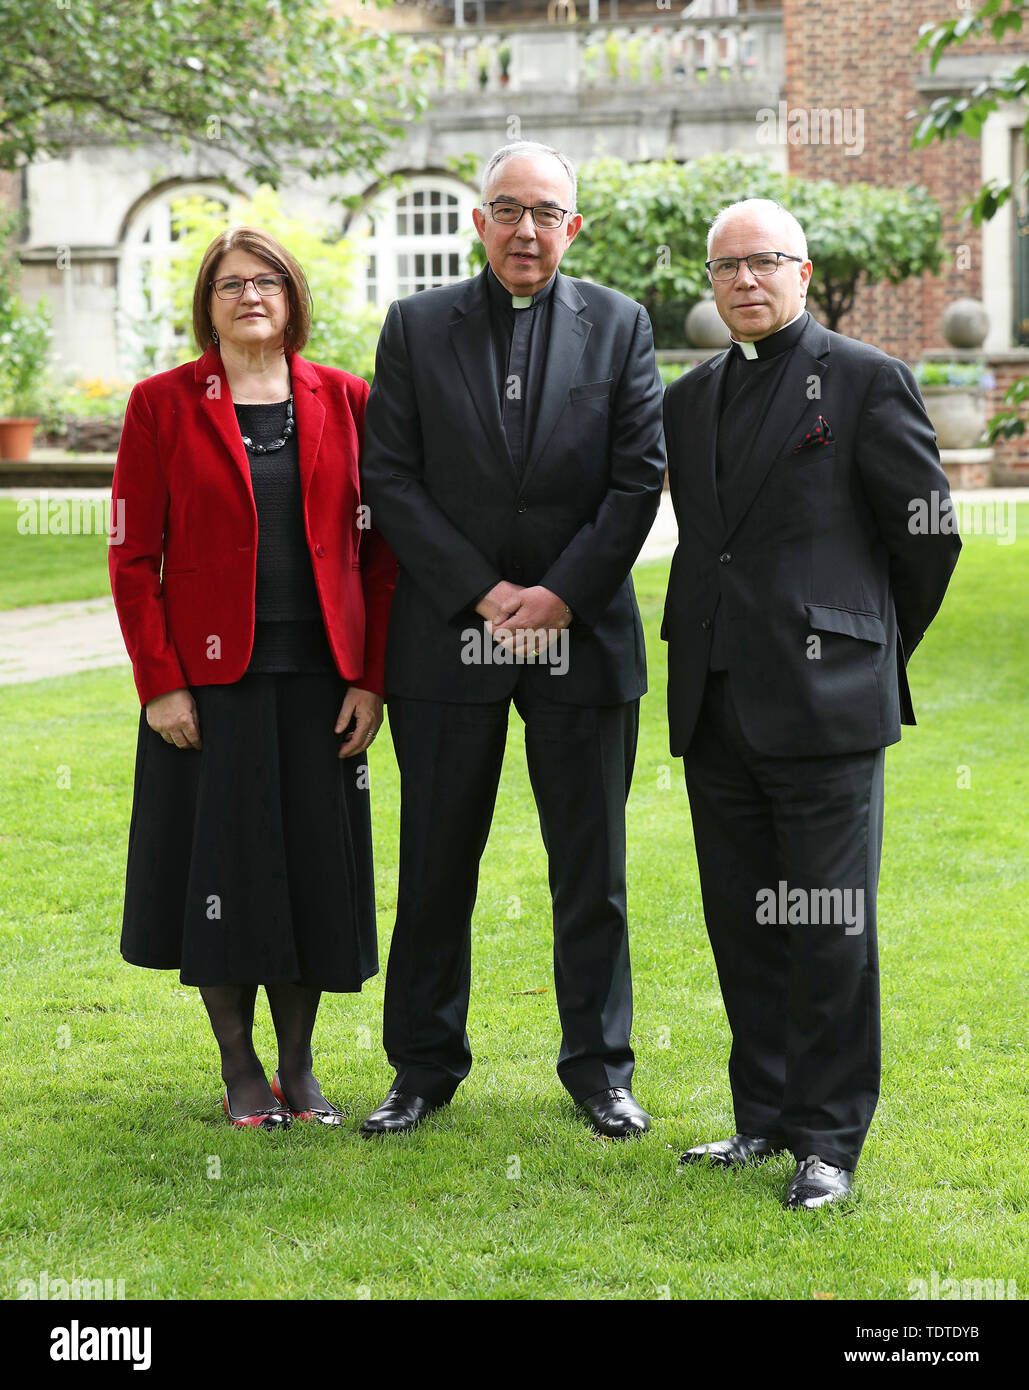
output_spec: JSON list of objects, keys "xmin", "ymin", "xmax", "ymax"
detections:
[{"xmin": 109, "ymin": 227, "xmax": 396, "ymax": 1131}]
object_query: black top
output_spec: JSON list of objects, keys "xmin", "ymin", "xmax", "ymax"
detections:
[
  {"xmin": 723, "ymin": 311, "xmax": 810, "ymax": 402},
  {"xmin": 234, "ymin": 399, "xmax": 335, "ymax": 674},
  {"xmin": 709, "ymin": 315, "xmax": 809, "ymax": 671},
  {"xmin": 486, "ymin": 262, "xmax": 558, "ymax": 468},
  {"xmin": 718, "ymin": 312, "xmax": 811, "ymax": 487}
]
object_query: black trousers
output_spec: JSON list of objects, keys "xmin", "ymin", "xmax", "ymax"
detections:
[
  {"xmin": 384, "ymin": 679, "xmax": 640, "ymax": 1104},
  {"xmin": 684, "ymin": 672, "xmax": 885, "ymax": 1171}
]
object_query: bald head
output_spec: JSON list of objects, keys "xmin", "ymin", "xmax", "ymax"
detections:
[
  {"xmin": 707, "ymin": 199, "xmax": 808, "ymax": 261},
  {"xmin": 706, "ymin": 199, "xmax": 813, "ymax": 342}
]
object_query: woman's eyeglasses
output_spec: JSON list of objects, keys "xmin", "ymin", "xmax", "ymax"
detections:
[{"xmin": 210, "ymin": 273, "xmax": 289, "ymax": 300}]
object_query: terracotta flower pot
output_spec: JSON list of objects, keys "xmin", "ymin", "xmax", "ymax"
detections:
[{"xmin": 0, "ymin": 417, "xmax": 40, "ymax": 460}]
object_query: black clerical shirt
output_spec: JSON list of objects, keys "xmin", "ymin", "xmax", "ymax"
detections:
[
  {"xmin": 485, "ymin": 262, "xmax": 558, "ymax": 471},
  {"xmin": 709, "ymin": 311, "xmax": 810, "ymax": 671}
]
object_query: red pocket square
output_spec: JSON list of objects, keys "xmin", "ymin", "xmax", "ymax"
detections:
[{"xmin": 792, "ymin": 416, "xmax": 835, "ymax": 453}]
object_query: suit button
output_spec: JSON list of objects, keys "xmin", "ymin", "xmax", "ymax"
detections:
[
  {"xmin": 314, "ymin": 544, "xmax": 326, "ymax": 557},
  {"xmin": 516, "ymin": 500, "xmax": 527, "ymax": 514},
  {"xmin": 719, "ymin": 552, "xmax": 732, "ymax": 564},
  {"xmin": 701, "ymin": 618, "xmax": 711, "ymax": 630}
]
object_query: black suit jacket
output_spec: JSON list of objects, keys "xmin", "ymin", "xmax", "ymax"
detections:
[
  {"xmin": 662, "ymin": 314, "xmax": 961, "ymax": 757},
  {"xmin": 361, "ymin": 266, "xmax": 666, "ymax": 705}
]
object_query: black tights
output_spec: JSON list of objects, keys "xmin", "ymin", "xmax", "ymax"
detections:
[{"xmin": 199, "ymin": 981, "xmax": 330, "ymax": 1115}]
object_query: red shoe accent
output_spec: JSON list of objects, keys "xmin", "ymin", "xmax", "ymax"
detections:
[
  {"xmin": 271, "ymin": 1071, "xmax": 346, "ymax": 1125},
  {"xmin": 270, "ymin": 1072, "xmax": 314, "ymax": 1121},
  {"xmin": 222, "ymin": 1088, "xmax": 291, "ymax": 1131}
]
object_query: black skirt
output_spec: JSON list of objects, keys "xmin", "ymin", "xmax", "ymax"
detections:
[{"xmin": 118, "ymin": 669, "xmax": 377, "ymax": 992}]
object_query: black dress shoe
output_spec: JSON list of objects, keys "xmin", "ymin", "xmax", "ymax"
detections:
[
  {"xmin": 784, "ymin": 1154, "xmax": 854, "ymax": 1209},
  {"xmin": 678, "ymin": 1133, "xmax": 781, "ymax": 1169},
  {"xmin": 577, "ymin": 1087, "xmax": 651, "ymax": 1138},
  {"xmin": 358, "ymin": 1089, "xmax": 445, "ymax": 1137}
]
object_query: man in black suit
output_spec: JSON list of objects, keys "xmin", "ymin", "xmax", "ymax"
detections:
[
  {"xmin": 663, "ymin": 199, "xmax": 960, "ymax": 1206},
  {"xmin": 359, "ymin": 141, "xmax": 666, "ymax": 1137}
]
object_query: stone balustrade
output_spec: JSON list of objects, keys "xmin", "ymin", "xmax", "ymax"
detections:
[{"xmin": 396, "ymin": 13, "xmax": 782, "ymax": 98}]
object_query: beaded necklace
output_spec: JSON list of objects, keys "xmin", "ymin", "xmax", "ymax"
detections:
[{"xmin": 238, "ymin": 394, "xmax": 295, "ymax": 454}]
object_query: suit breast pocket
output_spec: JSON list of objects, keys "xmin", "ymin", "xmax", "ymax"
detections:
[
  {"xmin": 788, "ymin": 442, "xmax": 837, "ymax": 466},
  {"xmin": 569, "ymin": 378, "xmax": 613, "ymax": 412},
  {"xmin": 805, "ymin": 602, "xmax": 886, "ymax": 645}
]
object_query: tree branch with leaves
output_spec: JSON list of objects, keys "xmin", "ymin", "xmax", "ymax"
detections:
[
  {"xmin": 0, "ymin": 0, "xmax": 432, "ymax": 189},
  {"xmin": 912, "ymin": 0, "xmax": 1029, "ymax": 439}
]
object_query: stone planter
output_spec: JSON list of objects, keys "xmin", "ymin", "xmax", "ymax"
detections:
[
  {"xmin": 0, "ymin": 417, "xmax": 39, "ymax": 460},
  {"xmin": 919, "ymin": 386, "xmax": 986, "ymax": 450}
]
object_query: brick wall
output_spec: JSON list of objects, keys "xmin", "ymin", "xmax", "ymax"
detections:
[
  {"xmin": 0, "ymin": 170, "xmax": 19, "ymax": 215},
  {"xmin": 986, "ymin": 359, "xmax": 1029, "ymax": 482},
  {"xmin": 783, "ymin": 0, "xmax": 1029, "ymax": 474}
]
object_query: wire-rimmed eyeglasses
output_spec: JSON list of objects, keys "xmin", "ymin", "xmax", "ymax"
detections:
[
  {"xmin": 483, "ymin": 200, "xmax": 571, "ymax": 231},
  {"xmin": 705, "ymin": 252, "xmax": 803, "ymax": 281}
]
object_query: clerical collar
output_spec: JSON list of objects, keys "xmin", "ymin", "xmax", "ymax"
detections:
[
  {"xmin": 731, "ymin": 309, "xmax": 809, "ymax": 362},
  {"xmin": 486, "ymin": 262, "xmax": 558, "ymax": 310}
]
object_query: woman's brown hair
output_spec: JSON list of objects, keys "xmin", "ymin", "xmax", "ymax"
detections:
[{"xmin": 191, "ymin": 226, "xmax": 313, "ymax": 353}]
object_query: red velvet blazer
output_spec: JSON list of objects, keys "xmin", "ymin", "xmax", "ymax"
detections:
[{"xmin": 109, "ymin": 347, "xmax": 397, "ymax": 706}]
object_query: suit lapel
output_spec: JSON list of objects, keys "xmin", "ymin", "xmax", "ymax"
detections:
[
  {"xmin": 195, "ymin": 348, "xmax": 251, "ymax": 494},
  {"xmin": 520, "ymin": 273, "xmax": 590, "ymax": 486},
  {"xmin": 289, "ymin": 354, "xmax": 325, "ymax": 505},
  {"xmin": 721, "ymin": 319, "xmax": 830, "ymax": 539},
  {"xmin": 449, "ymin": 267, "xmax": 519, "ymax": 485}
]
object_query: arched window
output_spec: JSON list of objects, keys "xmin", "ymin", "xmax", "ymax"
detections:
[
  {"xmin": 119, "ymin": 181, "xmax": 230, "ymax": 372},
  {"xmin": 352, "ymin": 176, "xmax": 478, "ymax": 305}
]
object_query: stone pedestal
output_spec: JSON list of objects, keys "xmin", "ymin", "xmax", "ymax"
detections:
[{"xmin": 940, "ymin": 449, "xmax": 994, "ymax": 489}]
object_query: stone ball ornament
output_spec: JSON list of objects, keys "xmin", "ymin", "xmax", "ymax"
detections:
[{"xmin": 942, "ymin": 298, "xmax": 989, "ymax": 350}]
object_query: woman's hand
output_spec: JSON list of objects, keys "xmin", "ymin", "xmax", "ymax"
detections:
[
  {"xmin": 334, "ymin": 687, "xmax": 384, "ymax": 758},
  {"xmin": 146, "ymin": 688, "xmax": 202, "ymax": 750}
]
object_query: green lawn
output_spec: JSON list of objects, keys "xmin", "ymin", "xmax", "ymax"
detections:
[
  {"xmin": 0, "ymin": 514, "xmax": 1027, "ymax": 1300},
  {"xmin": 0, "ymin": 498, "xmax": 112, "ymax": 610}
]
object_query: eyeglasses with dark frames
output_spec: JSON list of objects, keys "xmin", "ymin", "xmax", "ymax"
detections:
[
  {"xmin": 705, "ymin": 251, "xmax": 804, "ymax": 281},
  {"xmin": 484, "ymin": 200, "xmax": 571, "ymax": 231},
  {"xmin": 210, "ymin": 272, "xmax": 289, "ymax": 300}
]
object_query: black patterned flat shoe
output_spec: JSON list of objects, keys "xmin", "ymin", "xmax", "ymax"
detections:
[
  {"xmin": 222, "ymin": 1088, "xmax": 291, "ymax": 1132},
  {"xmin": 271, "ymin": 1071, "xmax": 348, "ymax": 1127}
]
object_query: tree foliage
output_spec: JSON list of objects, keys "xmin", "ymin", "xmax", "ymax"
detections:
[
  {"xmin": 160, "ymin": 184, "xmax": 383, "ymax": 380},
  {"xmin": 0, "ymin": 0, "xmax": 430, "ymax": 190},
  {"xmin": 912, "ymin": 0, "xmax": 1029, "ymax": 227},
  {"xmin": 912, "ymin": 0, "xmax": 1029, "ymax": 438},
  {"xmin": 469, "ymin": 154, "xmax": 943, "ymax": 344}
]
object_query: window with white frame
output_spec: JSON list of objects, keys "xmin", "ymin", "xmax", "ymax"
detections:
[
  {"xmin": 352, "ymin": 177, "xmax": 478, "ymax": 305},
  {"xmin": 119, "ymin": 181, "xmax": 230, "ymax": 372}
]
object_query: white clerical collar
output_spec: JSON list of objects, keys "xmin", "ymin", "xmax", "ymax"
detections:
[
  {"xmin": 731, "ymin": 308, "xmax": 807, "ymax": 360},
  {"xmin": 488, "ymin": 263, "xmax": 557, "ymax": 310}
]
